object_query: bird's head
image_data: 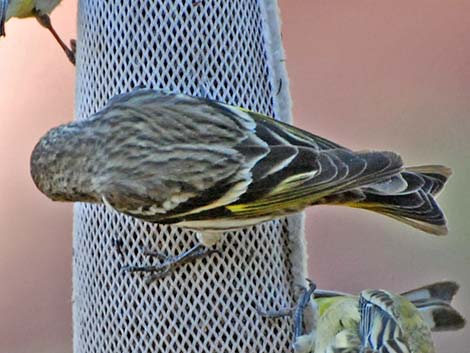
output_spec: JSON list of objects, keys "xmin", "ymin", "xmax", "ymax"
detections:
[{"xmin": 30, "ymin": 122, "xmax": 101, "ymax": 203}]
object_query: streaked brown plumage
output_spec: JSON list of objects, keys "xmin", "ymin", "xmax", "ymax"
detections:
[
  {"xmin": 30, "ymin": 89, "xmax": 451, "ymax": 277},
  {"xmin": 31, "ymin": 89, "xmax": 450, "ymax": 235}
]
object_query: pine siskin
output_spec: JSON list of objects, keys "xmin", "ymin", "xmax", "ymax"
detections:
[
  {"xmin": 266, "ymin": 281, "xmax": 465, "ymax": 353},
  {"xmin": 30, "ymin": 89, "xmax": 451, "ymax": 278},
  {"xmin": 0, "ymin": 0, "xmax": 75, "ymax": 64}
]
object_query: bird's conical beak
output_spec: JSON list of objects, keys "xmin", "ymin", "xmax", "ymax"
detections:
[{"xmin": 0, "ymin": 0, "xmax": 8, "ymax": 36}]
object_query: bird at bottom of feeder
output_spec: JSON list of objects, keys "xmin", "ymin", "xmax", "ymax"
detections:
[
  {"xmin": 0, "ymin": 0, "xmax": 75, "ymax": 64},
  {"xmin": 30, "ymin": 88, "xmax": 452, "ymax": 281},
  {"xmin": 259, "ymin": 280, "xmax": 465, "ymax": 353}
]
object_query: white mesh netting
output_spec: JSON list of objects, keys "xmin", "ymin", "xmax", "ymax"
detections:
[{"xmin": 73, "ymin": 1, "xmax": 308, "ymax": 352}]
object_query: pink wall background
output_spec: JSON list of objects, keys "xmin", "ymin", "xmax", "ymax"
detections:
[{"xmin": 0, "ymin": 1, "xmax": 468, "ymax": 352}]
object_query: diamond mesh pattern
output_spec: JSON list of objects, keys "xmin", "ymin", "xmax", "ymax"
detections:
[{"xmin": 73, "ymin": 1, "xmax": 303, "ymax": 352}]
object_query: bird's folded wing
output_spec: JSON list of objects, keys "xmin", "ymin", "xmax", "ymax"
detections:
[{"xmin": 358, "ymin": 290, "xmax": 412, "ymax": 353}]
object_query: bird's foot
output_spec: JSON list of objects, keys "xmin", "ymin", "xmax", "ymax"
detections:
[
  {"xmin": 35, "ymin": 13, "xmax": 76, "ymax": 65},
  {"xmin": 122, "ymin": 243, "xmax": 220, "ymax": 283},
  {"xmin": 68, "ymin": 39, "xmax": 77, "ymax": 63},
  {"xmin": 293, "ymin": 279, "xmax": 317, "ymax": 338},
  {"xmin": 257, "ymin": 279, "xmax": 317, "ymax": 352}
]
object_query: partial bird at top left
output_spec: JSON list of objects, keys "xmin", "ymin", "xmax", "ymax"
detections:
[{"xmin": 0, "ymin": 0, "xmax": 75, "ymax": 64}]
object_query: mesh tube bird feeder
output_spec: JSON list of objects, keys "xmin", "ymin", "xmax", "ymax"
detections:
[{"xmin": 73, "ymin": 1, "xmax": 309, "ymax": 352}]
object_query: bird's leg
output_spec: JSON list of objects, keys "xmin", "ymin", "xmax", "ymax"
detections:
[
  {"xmin": 293, "ymin": 279, "xmax": 317, "ymax": 338},
  {"xmin": 34, "ymin": 13, "xmax": 76, "ymax": 65},
  {"xmin": 122, "ymin": 243, "xmax": 220, "ymax": 283},
  {"xmin": 257, "ymin": 280, "xmax": 317, "ymax": 352}
]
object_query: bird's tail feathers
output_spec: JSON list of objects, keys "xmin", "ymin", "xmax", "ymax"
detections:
[
  {"xmin": 400, "ymin": 281, "xmax": 465, "ymax": 332},
  {"xmin": 320, "ymin": 165, "xmax": 451, "ymax": 236},
  {"xmin": 413, "ymin": 299, "xmax": 465, "ymax": 332},
  {"xmin": 400, "ymin": 280, "xmax": 459, "ymax": 303}
]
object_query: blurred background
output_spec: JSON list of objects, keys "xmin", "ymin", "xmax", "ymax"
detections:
[{"xmin": 0, "ymin": 1, "xmax": 468, "ymax": 352}]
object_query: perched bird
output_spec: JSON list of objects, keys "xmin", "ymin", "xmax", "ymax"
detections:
[
  {"xmin": 273, "ymin": 281, "xmax": 465, "ymax": 353},
  {"xmin": 0, "ymin": 0, "xmax": 75, "ymax": 64},
  {"xmin": 30, "ymin": 89, "xmax": 451, "ymax": 279}
]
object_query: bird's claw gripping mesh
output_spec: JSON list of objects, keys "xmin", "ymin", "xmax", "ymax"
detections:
[
  {"xmin": 73, "ymin": 1, "xmax": 308, "ymax": 352},
  {"xmin": 123, "ymin": 244, "xmax": 221, "ymax": 283}
]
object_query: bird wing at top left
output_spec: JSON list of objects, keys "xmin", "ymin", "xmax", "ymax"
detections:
[{"xmin": 0, "ymin": 0, "xmax": 7, "ymax": 36}]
